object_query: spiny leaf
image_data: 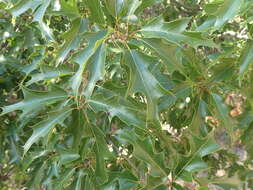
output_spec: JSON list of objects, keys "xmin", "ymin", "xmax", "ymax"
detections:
[
  {"xmin": 105, "ymin": 0, "xmax": 124, "ymax": 17},
  {"xmin": 70, "ymin": 30, "xmax": 109, "ymax": 96},
  {"xmin": 55, "ymin": 18, "xmax": 88, "ymax": 65},
  {"xmin": 198, "ymin": 0, "xmax": 244, "ymax": 30},
  {"xmin": 70, "ymin": 110, "xmax": 85, "ymax": 151},
  {"xmin": 90, "ymin": 125, "xmax": 113, "ymax": 184},
  {"xmin": 33, "ymin": 0, "xmax": 54, "ymax": 40},
  {"xmin": 136, "ymin": 0, "xmax": 163, "ymax": 14},
  {"xmin": 86, "ymin": 0, "xmax": 105, "ymax": 24},
  {"xmin": 101, "ymin": 170, "xmax": 138, "ymax": 189},
  {"xmin": 120, "ymin": 0, "xmax": 141, "ymax": 18},
  {"xmin": 75, "ymin": 171, "xmax": 84, "ymax": 190},
  {"xmin": 141, "ymin": 38, "xmax": 184, "ymax": 73},
  {"xmin": 55, "ymin": 168, "xmax": 76, "ymax": 190},
  {"xmin": 117, "ymin": 129, "xmax": 168, "ymax": 177},
  {"xmin": 84, "ymin": 43, "xmax": 107, "ymax": 98},
  {"xmin": 57, "ymin": 0, "xmax": 80, "ymax": 18},
  {"xmin": 0, "ymin": 87, "xmax": 68, "ymax": 117},
  {"xmin": 175, "ymin": 132, "xmax": 221, "ymax": 181},
  {"xmin": 125, "ymin": 50, "xmax": 169, "ymax": 123},
  {"xmin": 31, "ymin": 162, "xmax": 46, "ymax": 190},
  {"xmin": 191, "ymin": 99, "xmax": 209, "ymax": 137},
  {"xmin": 141, "ymin": 17, "xmax": 217, "ymax": 48},
  {"xmin": 88, "ymin": 87, "xmax": 146, "ymax": 129},
  {"xmin": 23, "ymin": 108, "xmax": 71, "ymax": 155},
  {"xmin": 238, "ymin": 40, "xmax": 253, "ymax": 79},
  {"xmin": 9, "ymin": 0, "xmax": 42, "ymax": 17},
  {"xmin": 22, "ymin": 47, "xmax": 45, "ymax": 75},
  {"xmin": 211, "ymin": 93, "xmax": 234, "ymax": 138},
  {"xmin": 23, "ymin": 150, "xmax": 49, "ymax": 169},
  {"xmin": 208, "ymin": 59, "xmax": 235, "ymax": 83},
  {"xmin": 25, "ymin": 65, "xmax": 73, "ymax": 86},
  {"xmin": 59, "ymin": 151, "xmax": 80, "ymax": 165}
]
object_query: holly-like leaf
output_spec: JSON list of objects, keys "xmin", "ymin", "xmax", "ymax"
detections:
[
  {"xmin": 141, "ymin": 38, "xmax": 184, "ymax": 74},
  {"xmin": 33, "ymin": 0, "xmax": 54, "ymax": 40},
  {"xmin": 74, "ymin": 171, "xmax": 84, "ymax": 190},
  {"xmin": 141, "ymin": 17, "xmax": 217, "ymax": 48},
  {"xmin": 117, "ymin": 129, "xmax": 168, "ymax": 177},
  {"xmin": 120, "ymin": 0, "xmax": 141, "ymax": 18},
  {"xmin": 56, "ymin": 0, "xmax": 80, "ymax": 18},
  {"xmin": 70, "ymin": 30, "xmax": 109, "ymax": 96},
  {"xmin": 23, "ymin": 108, "xmax": 71, "ymax": 155},
  {"xmin": 25, "ymin": 65, "xmax": 73, "ymax": 86},
  {"xmin": 238, "ymin": 40, "xmax": 253, "ymax": 79},
  {"xmin": 101, "ymin": 170, "xmax": 138, "ymax": 190},
  {"xmin": 105, "ymin": 0, "xmax": 124, "ymax": 17},
  {"xmin": 88, "ymin": 88, "xmax": 146, "ymax": 130},
  {"xmin": 55, "ymin": 18, "xmax": 88, "ymax": 65},
  {"xmin": 174, "ymin": 132, "xmax": 221, "ymax": 181},
  {"xmin": 59, "ymin": 151, "xmax": 80, "ymax": 165},
  {"xmin": 0, "ymin": 87, "xmax": 68, "ymax": 117},
  {"xmin": 86, "ymin": 0, "xmax": 105, "ymax": 24},
  {"xmin": 9, "ymin": 0, "xmax": 42, "ymax": 17},
  {"xmin": 198, "ymin": 0, "xmax": 244, "ymax": 30},
  {"xmin": 84, "ymin": 43, "xmax": 107, "ymax": 98},
  {"xmin": 136, "ymin": 0, "xmax": 163, "ymax": 14},
  {"xmin": 90, "ymin": 125, "xmax": 114, "ymax": 184},
  {"xmin": 70, "ymin": 110, "xmax": 85, "ymax": 151},
  {"xmin": 125, "ymin": 50, "xmax": 169, "ymax": 123},
  {"xmin": 208, "ymin": 59, "xmax": 235, "ymax": 83},
  {"xmin": 55, "ymin": 168, "xmax": 75, "ymax": 190},
  {"xmin": 211, "ymin": 93, "xmax": 234, "ymax": 138},
  {"xmin": 191, "ymin": 99, "xmax": 209, "ymax": 136}
]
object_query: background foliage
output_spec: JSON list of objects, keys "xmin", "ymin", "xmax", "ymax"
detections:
[{"xmin": 1, "ymin": 0, "xmax": 253, "ymax": 189}]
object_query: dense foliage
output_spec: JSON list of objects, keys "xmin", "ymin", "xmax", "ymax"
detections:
[{"xmin": 1, "ymin": 0, "xmax": 253, "ymax": 189}]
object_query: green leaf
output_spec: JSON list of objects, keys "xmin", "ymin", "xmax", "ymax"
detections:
[
  {"xmin": 57, "ymin": 0, "xmax": 80, "ymax": 18},
  {"xmin": 0, "ymin": 87, "xmax": 68, "ymax": 117},
  {"xmin": 70, "ymin": 30, "xmax": 109, "ymax": 96},
  {"xmin": 23, "ymin": 150, "xmax": 49, "ymax": 169},
  {"xmin": 175, "ymin": 132, "xmax": 221, "ymax": 181},
  {"xmin": 75, "ymin": 171, "xmax": 84, "ymax": 190},
  {"xmin": 198, "ymin": 187, "xmax": 210, "ymax": 190},
  {"xmin": 120, "ymin": 0, "xmax": 141, "ymax": 18},
  {"xmin": 238, "ymin": 40, "xmax": 253, "ymax": 79},
  {"xmin": 211, "ymin": 93, "xmax": 234, "ymax": 138},
  {"xmin": 88, "ymin": 88, "xmax": 146, "ymax": 130},
  {"xmin": 23, "ymin": 108, "xmax": 71, "ymax": 155},
  {"xmin": 136, "ymin": 0, "xmax": 162, "ymax": 14},
  {"xmin": 86, "ymin": 0, "xmax": 105, "ymax": 24},
  {"xmin": 9, "ymin": 0, "xmax": 42, "ymax": 17},
  {"xmin": 55, "ymin": 168, "xmax": 75, "ymax": 190},
  {"xmin": 125, "ymin": 50, "xmax": 169, "ymax": 123},
  {"xmin": 55, "ymin": 18, "xmax": 88, "ymax": 66},
  {"xmin": 141, "ymin": 38, "xmax": 184, "ymax": 73},
  {"xmin": 191, "ymin": 99, "xmax": 209, "ymax": 136},
  {"xmin": 102, "ymin": 170, "xmax": 138, "ymax": 190},
  {"xmin": 91, "ymin": 125, "xmax": 113, "ymax": 184},
  {"xmin": 117, "ymin": 129, "xmax": 168, "ymax": 177},
  {"xmin": 84, "ymin": 43, "xmax": 107, "ymax": 98},
  {"xmin": 141, "ymin": 17, "xmax": 217, "ymax": 48},
  {"xmin": 31, "ymin": 162, "xmax": 46, "ymax": 190},
  {"xmin": 208, "ymin": 59, "xmax": 235, "ymax": 83},
  {"xmin": 25, "ymin": 65, "xmax": 73, "ymax": 86},
  {"xmin": 59, "ymin": 151, "xmax": 80, "ymax": 165},
  {"xmin": 70, "ymin": 110, "xmax": 85, "ymax": 151},
  {"xmin": 83, "ymin": 173, "xmax": 96, "ymax": 189},
  {"xmin": 22, "ymin": 47, "xmax": 45, "ymax": 75},
  {"xmin": 33, "ymin": 0, "xmax": 54, "ymax": 41},
  {"xmin": 105, "ymin": 0, "xmax": 124, "ymax": 17},
  {"xmin": 198, "ymin": 0, "xmax": 244, "ymax": 30}
]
